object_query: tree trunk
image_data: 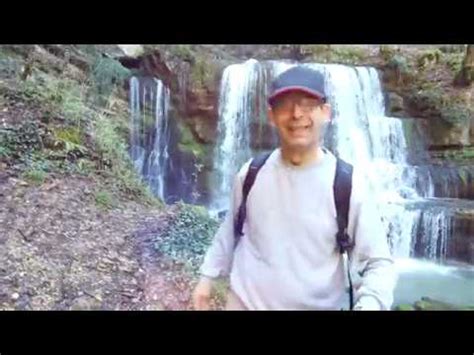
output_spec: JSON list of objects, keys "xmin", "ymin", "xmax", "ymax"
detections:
[{"xmin": 454, "ymin": 45, "xmax": 474, "ymax": 86}]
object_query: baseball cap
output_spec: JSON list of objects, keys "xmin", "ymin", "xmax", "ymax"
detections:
[{"xmin": 268, "ymin": 66, "xmax": 327, "ymax": 106}]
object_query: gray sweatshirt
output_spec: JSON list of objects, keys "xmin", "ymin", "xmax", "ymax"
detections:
[{"xmin": 200, "ymin": 148, "xmax": 397, "ymax": 310}]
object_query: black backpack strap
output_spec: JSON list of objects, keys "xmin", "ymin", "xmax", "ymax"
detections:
[
  {"xmin": 333, "ymin": 157, "xmax": 355, "ymax": 310},
  {"xmin": 234, "ymin": 151, "xmax": 273, "ymax": 243},
  {"xmin": 333, "ymin": 157, "xmax": 354, "ymax": 253}
]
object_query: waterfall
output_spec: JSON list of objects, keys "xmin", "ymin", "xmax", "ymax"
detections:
[
  {"xmin": 305, "ymin": 64, "xmax": 452, "ymax": 262},
  {"xmin": 414, "ymin": 208, "xmax": 452, "ymax": 261},
  {"xmin": 129, "ymin": 76, "xmax": 171, "ymax": 201},
  {"xmin": 212, "ymin": 60, "xmax": 455, "ymax": 263},
  {"xmin": 210, "ymin": 59, "xmax": 262, "ymax": 214}
]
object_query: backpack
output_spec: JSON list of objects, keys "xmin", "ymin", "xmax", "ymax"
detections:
[{"xmin": 233, "ymin": 150, "xmax": 355, "ymax": 309}]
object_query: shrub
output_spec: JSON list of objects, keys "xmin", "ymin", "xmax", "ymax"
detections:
[
  {"xmin": 89, "ymin": 56, "xmax": 130, "ymax": 104},
  {"xmin": 154, "ymin": 202, "xmax": 219, "ymax": 274},
  {"xmin": 22, "ymin": 168, "xmax": 47, "ymax": 185},
  {"xmin": 94, "ymin": 190, "xmax": 115, "ymax": 209}
]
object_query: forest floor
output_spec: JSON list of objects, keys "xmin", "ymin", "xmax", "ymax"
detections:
[{"xmin": 0, "ymin": 174, "xmax": 227, "ymax": 310}]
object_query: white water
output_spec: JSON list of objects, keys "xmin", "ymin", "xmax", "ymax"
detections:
[
  {"xmin": 211, "ymin": 59, "xmax": 261, "ymax": 213},
  {"xmin": 394, "ymin": 258, "xmax": 474, "ymax": 306},
  {"xmin": 211, "ymin": 60, "xmax": 458, "ymax": 263},
  {"xmin": 129, "ymin": 76, "xmax": 171, "ymax": 201}
]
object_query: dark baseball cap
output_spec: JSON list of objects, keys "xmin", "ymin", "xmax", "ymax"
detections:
[{"xmin": 268, "ymin": 66, "xmax": 327, "ymax": 106}]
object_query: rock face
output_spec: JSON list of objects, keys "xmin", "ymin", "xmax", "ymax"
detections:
[
  {"xmin": 425, "ymin": 120, "xmax": 471, "ymax": 148},
  {"xmin": 120, "ymin": 49, "xmax": 222, "ymax": 145},
  {"xmin": 386, "ymin": 91, "xmax": 407, "ymax": 117},
  {"xmin": 451, "ymin": 211, "xmax": 474, "ymax": 263}
]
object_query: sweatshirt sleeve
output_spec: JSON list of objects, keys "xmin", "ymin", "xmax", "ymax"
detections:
[
  {"xmin": 199, "ymin": 160, "xmax": 250, "ymax": 279},
  {"xmin": 347, "ymin": 168, "xmax": 398, "ymax": 311}
]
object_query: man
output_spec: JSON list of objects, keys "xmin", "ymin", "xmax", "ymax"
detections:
[{"xmin": 193, "ymin": 65, "xmax": 396, "ymax": 310}]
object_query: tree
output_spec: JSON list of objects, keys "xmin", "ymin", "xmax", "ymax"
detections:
[{"xmin": 454, "ymin": 45, "xmax": 474, "ymax": 86}]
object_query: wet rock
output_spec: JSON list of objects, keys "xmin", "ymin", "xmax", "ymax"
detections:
[{"xmin": 386, "ymin": 92, "xmax": 406, "ymax": 116}]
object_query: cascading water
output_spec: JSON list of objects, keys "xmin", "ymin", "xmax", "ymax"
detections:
[
  {"xmin": 303, "ymin": 63, "xmax": 455, "ymax": 262},
  {"xmin": 211, "ymin": 59, "xmax": 455, "ymax": 263},
  {"xmin": 129, "ymin": 76, "xmax": 171, "ymax": 201},
  {"xmin": 210, "ymin": 59, "xmax": 262, "ymax": 214}
]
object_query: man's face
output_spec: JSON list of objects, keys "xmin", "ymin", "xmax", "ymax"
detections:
[{"xmin": 268, "ymin": 91, "xmax": 331, "ymax": 151}]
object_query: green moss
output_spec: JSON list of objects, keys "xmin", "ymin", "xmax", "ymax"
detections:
[
  {"xmin": 178, "ymin": 122, "xmax": 206, "ymax": 160},
  {"xmin": 53, "ymin": 127, "xmax": 83, "ymax": 145},
  {"xmin": 394, "ymin": 304, "xmax": 415, "ymax": 311},
  {"xmin": 170, "ymin": 45, "xmax": 194, "ymax": 62},
  {"xmin": 94, "ymin": 190, "xmax": 115, "ymax": 209},
  {"xmin": 304, "ymin": 45, "xmax": 369, "ymax": 65},
  {"xmin": 22, "ymin": 168, "xmax": 47, "ymax": 185},
  {"xmin": 416, "ymin": 49, "xmax": 443, "ymax": 70},
  {"xmin": 436, "ymin": 147, "xmax": 474, "ymax": 161},
  {"xmin": 190, "ymin": 57, "xmax": 217, "ymax": 89}
]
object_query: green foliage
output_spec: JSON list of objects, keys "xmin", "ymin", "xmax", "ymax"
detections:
[
  {"xmin": 74, "ymin": 158, "xmax": 96, "ymax": 176},
  {"xmin": 303, "ymin": 45, "xmax": 368, "ymax": 64},
  {"xmin": 387, "ymin": 54, "xmax": 410, "ymax": 74},
  {"xmin": 52, "ymin": 127, "xmax": 87, "ymax": 158},
  {"xmin": 93, "ymin": 113, "xmax": 157, "ymax": 202},
  {"xmin": 379, "ymin": 45, "xmax": 398, "ymax": 62},
  {"xmin": 1, "ymin": 46, "xmax": 158, "ymax": 206},
  {"xmin": 332, "ymin": 46, "xmax": 368, "ymax": 64},
  {"xmin": 58, "ymin": 82, "xmax": 92, "ymax": 126},
  {"xmin": 17, "ymin": 73, "xmax": 91, "ymax": 126},
  {"xmin": 178, "ymin": 122, "xmax": 206, "ymax": 159},
  {"xmin": 89, "ymin": 56, "xmax": 130, "ymax": 104},
  {"xmin": 416, "ymin": 49, "xmax": 443, "ymax": 70},
  {"xmin": 18, "ymin": 151, "xmax": 55, "ymax": 174},
  {"xmin": 94, "ymin": 114, "xmax": 128, "ymax": 164},
  {"xmin": 444, "ymin": 53, "xmax": 465, "ymax": 73},
  {"xmin": 413, "ymin": 87, "xmax": 472, "ymax": 125},
  {"xmin": 155, "ymin": 202, "xmax": 219, "ymax": 274},
  {"xmin": 0, "ymin": 128, "xmax": 14, "ymax": 158},
  {"xmin": 171, "ymin": 45, "xmax": 194, "ymax": 62},
  {"xmin": 0, "ymin": 121, "xmax": 45, "ymax": 158},
  {"xmin": 191, "ymin": 58, "xmax": 214, "ymax": 88},
  {"xmin": 94, "ymin": 190, "xmax": 115, "ymax": 209},
  {"xmin": 54, "ymin": 127, "xmax": 83, "ymax": 145},
  {"xmin": 0, "ymin": 145, "xmax": 11, "ymax": 159},
  {"xmin": 0, "ymin": 55, "xmax": 22, "ymax": 78},
  {"xmin": 439, "ymin": 45, "xmax": 466, "ymax": 54},
  {"xmin": 22, "ymin": 168, "xmax": 47, "ymax": 185}
]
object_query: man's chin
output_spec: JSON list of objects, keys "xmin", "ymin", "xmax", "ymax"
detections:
[{"xmin": 283, "ymin": 139, "xmax": 315, "ymax": 150}]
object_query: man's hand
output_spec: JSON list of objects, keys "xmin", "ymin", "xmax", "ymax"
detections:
[{"xmin": 192, "ymin": 277, "xmax": 215, "ymax": 310}]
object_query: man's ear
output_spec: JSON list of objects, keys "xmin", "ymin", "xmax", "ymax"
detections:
[{"xmin": 323, "ymin": 103, "xmax": 332, "ymax": 122}]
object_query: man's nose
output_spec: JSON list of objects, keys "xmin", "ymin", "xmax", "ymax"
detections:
[{"xmin": 292, "ymin": 103, "xmax": 305, "ymax": 119}]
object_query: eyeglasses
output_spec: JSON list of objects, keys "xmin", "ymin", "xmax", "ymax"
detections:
[{"xmin": 271, "ymin": 96, "xmax": 326, "ymax": 114}]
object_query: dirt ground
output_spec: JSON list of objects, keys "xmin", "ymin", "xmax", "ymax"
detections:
[{"xmin": 0, "ymin": 174, "xmax": 223, "ymax": 310}]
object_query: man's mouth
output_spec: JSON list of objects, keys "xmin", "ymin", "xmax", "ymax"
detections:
[{"xmin": 288, "ymin": 124, "xmax": 311, "ymax": 133}]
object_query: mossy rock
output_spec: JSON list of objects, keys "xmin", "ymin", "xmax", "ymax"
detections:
[
  {"xmin": 177, "ymin": 121, "xmax": 207, "ymax": 160},
  {"xmin": 430, "ymin": 147, "xmax": 474, "ymax": 161},
  {"xmin": 394, "ymin": 304, "xmax": 415, "ymax": 311},
  {"xmin": 414, "ymin": 297, "xmax": 470, "ymax": 310}
]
